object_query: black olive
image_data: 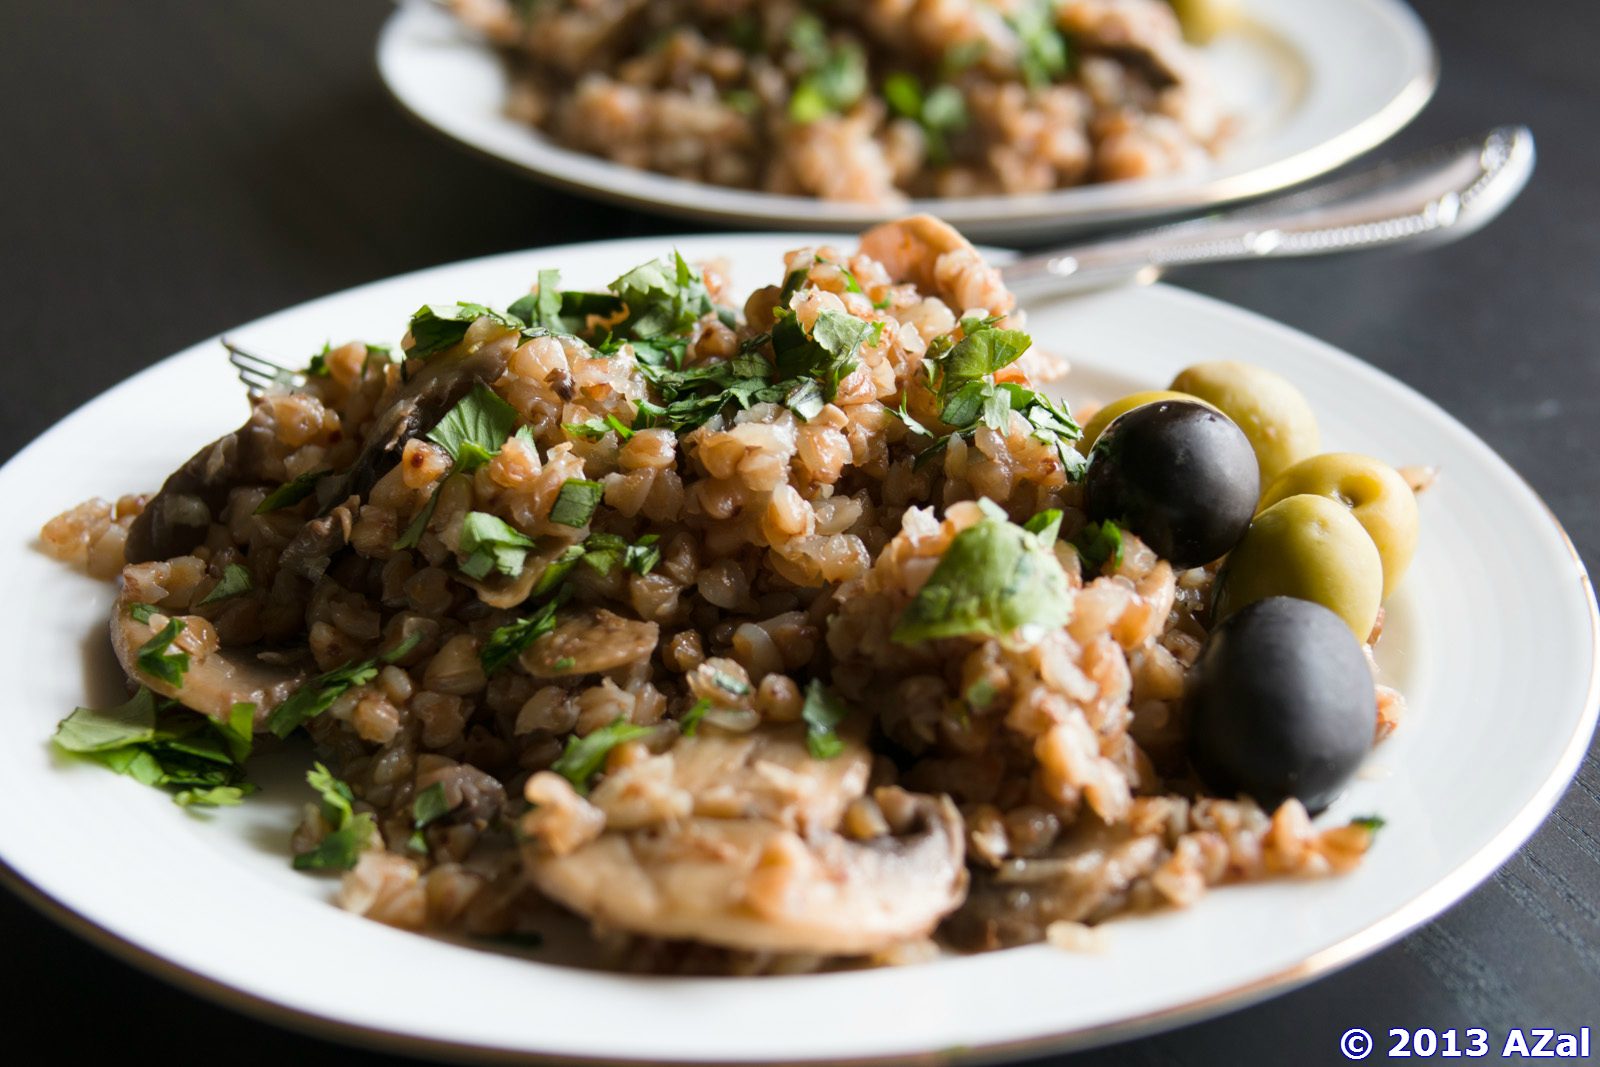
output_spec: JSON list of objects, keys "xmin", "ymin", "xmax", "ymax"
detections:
[
  {"xmin": 1083, "ymin": 400, "xmax": 1258, "ymax": 568},
  {"xmin": 1186, "ymin": 596, "xmax": 1375, "ymax": 813}
]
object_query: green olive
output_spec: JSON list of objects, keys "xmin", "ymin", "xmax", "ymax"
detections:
[
  {"xmin": 1169, "ymin": 0, "xmax": 1241, "ymax": 43},
  {"xmin": 1170, "ymin": 361, "xmax": 1319, "ymax": 485},
  {"xmin": 1215, "ymin": 494, "xmax": 1383, "ymax": 640},
  {"xmin": 1077, "ymin": 390, "xmax": 1211, "ymax": 454},
  {"xmin": 1260, "ymin": 453, "xmax": 1419, "ymax": 599}
]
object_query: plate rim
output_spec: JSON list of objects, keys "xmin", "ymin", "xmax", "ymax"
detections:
[
  {"xmin": 373, "ymin": 0, "xmax": 1440, "ymax": 233},
  {"xmin": 1, "ymin": 234, "xmax": 1594, "ymax": 1066}
]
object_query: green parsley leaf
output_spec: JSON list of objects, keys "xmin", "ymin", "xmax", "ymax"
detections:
[
  {"xmin": 942, "ymin": 328, "xmax": 1032, "ymax": 386},
  {"xmin": 610, "ymin": 252, "xmax": 714, "ymax": 340},
  {"xmin": 771, "ymin": 308, "xmax": 874, "ymax": 399},
  {"xmin": 198, "ymin": 563, "xmax": 253, "ymax": 606},
  {"xmin": 128, "ymin": 602, "xmax": 160, "ymax": 625},
  {"xmin": 509, "ymin": 269, "xmax": 565, "ymax": 332},
  {"xmin": 458, "ymin": 511, "xmax": 536, "ymax": 580},
  {"xmin": 218, "ymin": 701, "xmax": 255, "ymax": 764},
  {"xmin": 549, "ymin": 479, "xmax": 604, "ymax": 528},
  {"xmin": 381, "ymin": 628, "xmax": 428, "ymax": 665},
  {"xmin": 174, "ymin": 785, "xmax": 248, "ymax": 807},
  {"xmin": 1023, "ymin": 508, "xmax": 1064, "ymax": 545},
  {"xmin": 412, "ymin": 781, "xmax": 454, "ymax": 830},
  {"xmin": 579, "ymin": 532, "xmax": 661, "ymax": 578},
  {"xmin": 294, "ymin": 763, "xmax": 375, "ymax": 871},
  {"xmin": 53, "ymin": 688, "xmax": 256, "ymax": 806},
  {"xmin": 679, "ymin": 697, "xmax": 711, "ymax": 737},
  {"xmin": 481, "ymin": 598, "xmax": 561, "ymax": 675},
  {"xmin": 255, "ymin": 470, "xmax": 331, "ymax": 514},
  {"xmin": 405, "ymin": 303, "xmax": 520, "ymax": 359},
  {"xmin": 800, "ymin": 680, "xmax": 849, "ymax": 759},
  {"xmin": 564, "ymin": 412, "xmax": 635, "ymax": 441},
  {"xmin": 54, "ymin": 687, "xmax": 159, "ymax": 753},
  {"xmin": 1073, "ymin": 519, "xmax": 1124, "ymax": 573},
  {"xmin": 136, "ymin": 617, "xmax": 190, "ymax": 688},
  {"xmin": 427, "ymin": 382, "xmax": 520, "ymax": 472},
  {"xmin": 1350, "ymin": 814, "xmax": 1387, "ymax": 834},
  {"xmin": 784, "ymin": 378, "xmax": 826, "ymax": 421},
  {"xmin": 789, "ymin": 41, "xmax": 867, "ymax": 121},
  {"xmin": 305, "ymin": 343, "xmax": 333, "ymax": 378},
  {"xmin": 892, "ymin": 513, "xmax": 1072, "ymax": 644},
  {"xmin": 551, "ymin": 718, "xmax": 655, "ymax": 794},
  {"xmin": 266, "ymin": 660, "xmax": 379, "ymax": 739},
  {"xmin": 1009, "ymin": 0, "xmax": 1072, "ymax": 87}
]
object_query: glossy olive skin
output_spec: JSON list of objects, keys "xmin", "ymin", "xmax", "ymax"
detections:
[
  {"xmin": 1170, "ymin": 361, "xmax": 1319, "ymax": 486},
  {"xmin": 1260, "ymin": 452, "xmax": 1419, "ymax": 599},
  {"xmin": 1187, "ymin": 596, "xmax": 1376, "ymax": 813},
  {"xmin": 1077, "ymin": 389, "xmax": 1211, "ymax": 454},
  {"xmin": 1083, "ymin": 400, "xmax": 1259, "ymax": 568},
  {"xmin": 1215, "ymin": 494, "xmax": 1383, "ymax": 640}
]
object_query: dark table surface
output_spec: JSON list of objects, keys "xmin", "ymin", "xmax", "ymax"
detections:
[{"xmin": 3, "ymin": 1, "xmax": 1596, "ymax": 1063}]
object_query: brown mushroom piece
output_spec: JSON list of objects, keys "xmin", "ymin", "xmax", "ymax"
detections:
[
  {"xmin": 110, "ymin": 581, "xmax": 305, "ymax": 728},
  {"xmin": 520, "ymin": 608, "xmax": 659, "ymax": 677},
  {"xmin": 126, "ymin": 324, "xmax": 520, "ymax": 564},
  {"xmin": 124, "ymin": 403, "xmax": 282, "ymax": 564},
  {"xmin": 527, "ymin": 792, "xmax": 967, "ymax": 956}
]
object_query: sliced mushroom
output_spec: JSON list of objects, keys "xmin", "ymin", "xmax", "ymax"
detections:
[
  {"xmin": 278, "ymin": 495, "xmax": 358, "ymax": 581},
  {"xmin": 520, "ymin": 608, "xmax": 659, "ymax": 677},
  {"xmin": 526, "ymin": 791, "xmax": 967, "ymax": 956},
  {"xmin": 111, "ymin": 583, "xmax": 305, "ymax": 728},
  {"xmin": 454, "ymin": 540, "xmax": 578, "ymax": 610},
  {"xmin": 315, "ymin": 332, "xmax": 520, "ymax": 510},
  {"xmin": 665, "ymin": 722, "xmax": 870, "ymax": 832},
  {"xmin": 125, "ymin": 402, "xmax": 280, "ymax": 563},
  {"xmin": 942, "ymin": 833, "xmax": 1165, "ymax": 952},
  {"xmin": 128, "ymin": 328, "xmax": 519, "ymax": 565}
]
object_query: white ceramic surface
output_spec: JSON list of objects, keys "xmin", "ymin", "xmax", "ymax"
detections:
[
  {"xmin": 0, "ymin": 233, "xmax": 1593, "ymax": 1065},
  {"xmin": 376, "ymin": 0, "xmax": 1438, "ymax": 243}
]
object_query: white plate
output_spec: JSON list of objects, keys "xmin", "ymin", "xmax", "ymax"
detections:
[
  {"xmin": 1, "ymin": 234, "xmax": 1594, "ymax": 1065},
  {"xmin": 377, "ymin": 0, "xmax": 1438, "ymax": 243}
]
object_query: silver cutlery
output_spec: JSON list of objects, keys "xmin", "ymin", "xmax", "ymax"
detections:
[{"xmin": 1000, "ymin": 125, "xmax": 1535, "ymax": 300}]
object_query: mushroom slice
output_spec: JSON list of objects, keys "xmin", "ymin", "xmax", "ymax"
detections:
[
  {"xmin": 111, "ymin": 577, "xmax": 304, "ymax": 728},
  {"xmin": 316, "ymin": 331, "xmax": 519, "ymax": 509},
  {"xmin": 125, "ymin": 403, "xmax": 280, "ymax": 563},
  {"xmin": 455, "ymin": 540, "xmax": 578, "ymax": 610},
  {"xmin": 666, "ymin": 722, "xmax": 870, "ymax": 832},
  {"xmin": 526, "ymin": 791, "xmax": 967, "ymax": 956},
  {"xmin": 519, "ymin": 608, "xmax": 658, "ymax": 677}
]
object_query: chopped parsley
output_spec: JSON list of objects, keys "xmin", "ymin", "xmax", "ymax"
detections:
[
  {"xmin": 480, "ymin": 597, "xmax": 562, "ymax": 675},
  {"xmin": 405, "ymin": 302, "xmax": 521, "ymax": 359},
  {"xmin": 892, "ymin": 511, "xmax": 1072, "ymax": 644},
  {"xmin": 1073, "ymin": 519, "xmax": 1125, "ymax": 573},
  {"xmin": 578, "ymin": 532, "xmax": 661, "ymax": 577},
  {"xmin": 1009, "ymin": 0, "xmax": 1072, "ymax": 87},
  {"xmin": 266, "ymin": 659, "xmax": 380, "ymax": 739},
  {"xmin": 198, "ymin": 563, "xmax": 252, "ymax": 606},
  {"xmin": 563, "ymin": 412, "xmax": 635, "ymax": 441},
  {"xmin": 787, "ymin": 17, "xmax": 867, "ymax": 123},
  {"xmin": 549, "ymin": 479, "xmax": 604, "ymax": 528},
  {"xmin": 800, "ymin": 680, "xmax": 849, "ymax": 759},
  {"xmin": 136, "ymin": 617, "xmax": 189, "ymax": 688},
  {"xmin": 610, "ymin": 252, "xmax": 714, "ymax": 340},
  {"xmin": 52, "ymin": 688, "xmax": 256, "ymax": 807},
  {"xmin": 1023, "ymin": 508, "xmax": 1063, "ymax": 545},
  {"xmin": 679, "ymin": 697, "xmax": 711, "ymax": 737},
  {"xmin": 550, "ymin": 718, "xmax": 655, "ymax": 794},
  {"xmin": 771, "ymin": 308, "xmax": 878, "ymax": 399},
  {"xmin": 255, "ymin": 469, "xmax": 331, "ymax": 514},
  {"xmin": 128, "ymin": 602, "xmax": 160, "ymax": 625},
  {"xmin": 412, "ymin": 781, "xmax": 454, "ymax": 829},
  {"xmin": 1350, "ymin": 814, "xmax": 1387, "ymax": 835},
  {"xmin": 883, "ymin": 73, "xmax": 968, "ymax": 164},
  {"xmin": 911, "ymin": 323, "xmax": 1085, "ymax": 480},
  {"xmin": 507, "ymin": 268, "xmax": 565, "ymax": 333},
  {"xmin": 427, "ymin": 382, "xmax": 520, "ymax": 473},
  {"xmin": 458, "ymin": 511, "xmax": 536, "ymax": 580},
  {"xmin": 293, "ymin": 763, "xmax": 375, "ymax": 871}
]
